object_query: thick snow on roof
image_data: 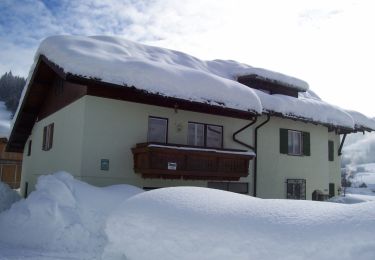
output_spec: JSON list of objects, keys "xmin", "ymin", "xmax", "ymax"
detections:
[
  {"xmin": 0, "ymin": 102, "xmax": 11, "ymax": 138},
  {"xmin": 345, "ymin": 110, "xmax": 375, "ymax": 131},
  {"xmin": 14, "ymin": 35, "xmax": 371, "ymax": 130},
  {"xmin": 37, "ymin": 36, "xmax": 262, "ymax": 114},
  {"xmin": 255, "ymin": 89, "xmax": 355, "ymax": 128}
]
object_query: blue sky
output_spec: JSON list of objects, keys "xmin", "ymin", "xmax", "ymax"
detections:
[{"xmin": 0, "ymin": 0, "xmax": 374, "ymax": 116}]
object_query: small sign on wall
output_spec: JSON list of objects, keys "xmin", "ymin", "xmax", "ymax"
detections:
[
  {"xmin": 168, "ymin": 162, "xmax": 177, "ymax": 170},
  {"xmin": 101, "ymin": 159, "xmax": 109, "ymax": 171}
]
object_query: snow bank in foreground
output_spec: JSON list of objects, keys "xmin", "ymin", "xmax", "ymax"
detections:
[
  {"xmin": 104, "ymin": 187, "xmax": 375, "ymax": 260},
  {"xmin": 0, "ymin": 181, "xmax": 21, "ymax": 213},
  {"xmin": 0, "ymin": 172, "xmax": 143, "ymax": 257}
]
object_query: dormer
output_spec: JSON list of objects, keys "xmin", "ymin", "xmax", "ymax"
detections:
[{"xmin": 236, "ymin": 69, "xmax": 309, "ymax": 98}]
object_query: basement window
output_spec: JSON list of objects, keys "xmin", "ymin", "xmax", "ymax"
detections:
[
  {"xmin": 208, "ymin": 182, "xmax": 248, "ymax": 194},
  {"xmin": 42, "ymin": 123, "xmax": 54, "ymax": 151},
  {"xmin": 286, "ymin": 179, "xmax": 306, "ymax": 200}
]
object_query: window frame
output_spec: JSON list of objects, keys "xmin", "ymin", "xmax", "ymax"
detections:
[
  {"xmin": 280, "ymin": 128, "xmax": 310, "ymax": 156},
  {"xmin": 188, "ymin": 121, "xmax": 223, "ymax": 148},
  {"xmin": 147, "ymin": 116, "xmax": 168, "ymax": 144},
  {"xmin": 42, "ymin": 123, "xmax": 54, "ymax": 151}
]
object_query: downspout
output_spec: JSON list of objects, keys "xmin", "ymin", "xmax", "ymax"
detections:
[
  {"xmin": 232, "ymin": 117, "xmax": 257, "ymax": 150},
  {"xmin": 253, "ymin": 115, "xmax": 271, "ymax": 197},
  {"xmin": 338, "ymin": 133, "xmax": 347, "ymax": 156}
]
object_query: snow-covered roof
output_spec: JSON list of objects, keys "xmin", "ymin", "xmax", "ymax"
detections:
[
  {"xmin": 345, "ymin": 110, "xmax": 375, "ymax": 131},
  {"xmin": 12, "ymin": 35, "xmax": 374, "ymax": 134}
]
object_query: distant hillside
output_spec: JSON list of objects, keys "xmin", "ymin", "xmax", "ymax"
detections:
[
  {"xmin": 342, "ymin": 132, "xmax": 375, "ymax": 167},
  {"xmin": 0, "ymin": 71, "xmax": 25, "ymax": 116}
]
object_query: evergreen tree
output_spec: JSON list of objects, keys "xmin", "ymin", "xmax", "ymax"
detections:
[{"xmin": 0, "ymin": 71, "xmax": 26, "ymax": 116}]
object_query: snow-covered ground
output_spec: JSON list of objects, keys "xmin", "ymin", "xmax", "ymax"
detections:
[
  {"xmin": 0, "ymin": 181, "xmax": 21, "ymax": 213},
  {"xmin": 0, "ymin": 172, "xmax": 375, "ymax": 260}
]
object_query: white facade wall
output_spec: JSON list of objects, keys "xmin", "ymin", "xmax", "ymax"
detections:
[
  {"xmin": 21, "ymin": 95, "xmax": 342, "ymax": 199},
  {"xmin": 20, "ymin": 98, "xmax": 86, "ymax": 194}
]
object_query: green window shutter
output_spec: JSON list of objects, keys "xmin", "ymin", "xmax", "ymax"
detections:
[
  {"xmin": 302, "ymin": 132, "xmax": 310, "ymax": 156},
  {"xmin": 328, "ymin": 141, "xmax": 334, "ymax": 161},
  {"xmin": 280, "ymin": 128, "xmax": 288, "ymax": 154}
]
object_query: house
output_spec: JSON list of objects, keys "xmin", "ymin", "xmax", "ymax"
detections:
[{"xmin": 7, "ymin": 36, "xmax": 375, "ymax": 200}]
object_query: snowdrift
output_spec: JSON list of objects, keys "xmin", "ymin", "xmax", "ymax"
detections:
[
  {"xmin": 105, "ymin": 187, "xmax": 375, "ymax": 260},
  {"xmin": 1, "ymin": 173, "xmax": 375, "ymax": 259},
  {"xmin": 0, "ymin": 172, "xmax": 143, "ymax": 257},
  {"xmin": 0, "ymin": 181, "xmax": 21, "ymax": 213}
]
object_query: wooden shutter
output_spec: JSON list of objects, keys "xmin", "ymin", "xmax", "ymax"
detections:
[
  {"xmin": 49, "ymin": 123, "xmax": 54, "ymax": 150},
  {"xmin": 42, "ymin": 126, "xmax": 47, "ymax": 150},
  {"xmin": 329, "ymin": 183, "xmax": 335, "ymax": 198},
  {"xmin": 302, "ymin": 132, "xmax": 310, "ymax": 156},
  {"xmin": 328, "ymin": 141, "xmax": 334, "ymax": 161},
  {"xmin": 280, "ymin": 128, "xmax": 288, "ymax": 154},
  {"xmin": 27, "ymin": 140, "xmax": 32, "ymax": 156}
]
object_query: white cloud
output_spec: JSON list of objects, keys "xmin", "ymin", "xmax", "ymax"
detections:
[{"xmin": 1, "ymin": 0, "xmax": 374, "ymax": 116}]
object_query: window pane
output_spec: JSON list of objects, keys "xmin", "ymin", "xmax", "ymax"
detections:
[
  {"xmin": 228, "ymin": 182, "xmax": 248, "ymax": 194},
  {"xmin": 208, "ymin": 182, "xmax": 228, "ymax": 191},
  {"xmin": 288, "ymin": 130, "xmax": 302, "ymax": 155},
  {"xmin": 148, "ymin": 117, "xmax": 167, "ymax": 143},
  {"xmin": 206, "ymin": 125, "xmax": 223, "ymax": 148},
  {"xmin": 188, "ymin": 123, "xmax": 204, "ymax": 146}
]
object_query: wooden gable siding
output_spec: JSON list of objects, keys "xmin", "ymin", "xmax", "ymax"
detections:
[{"xmin": 38, "ymin": 80, "xmax": 87, "ymax": 121}]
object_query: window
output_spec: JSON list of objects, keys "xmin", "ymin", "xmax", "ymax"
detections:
[
  {"xmin": 288, "ymin": 130, "xmax": 302, "ymax": 155},
  {"xmin": 148, "ymin": 117, "xmax": 168, "ymax": 143},
  {"xmin": 188, "ymin": 123, "xmax": 204, "ymax": 146},
  {"xmin": 328, "ymin": 141, "xmax": 334, "ymax": 161},
  {"xmin": 188, "ymin": 122, "xmax": 223, "ymax": 148},
  {"xmin": 208, "ymin": 182, "xmax": 248, "ymax": 194},
  {"xmin": 280, "ymin": 129, "xmax": 310, "ymax": 156},
  {"xmin": 42, "ymin": 123, "xmax": 54, "ymax": 151},
  {"xmin": 286, "ymin": 179, "xmax": 306, "ymax": 200}
]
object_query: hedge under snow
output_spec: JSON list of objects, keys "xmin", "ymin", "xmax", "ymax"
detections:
[{"xmin": 0, "ymin": 181, "xmax": 21, "ymax": 213}]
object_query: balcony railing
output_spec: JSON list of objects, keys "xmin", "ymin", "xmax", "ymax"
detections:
[{"xmin": 132, "ymin": 142, "xmax": 255, "ymax": 181}]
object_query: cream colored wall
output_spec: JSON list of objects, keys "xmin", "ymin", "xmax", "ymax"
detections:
[
  {"xmin": 256, "ymin": 116, "xmax": 339, "ymax": 200},
  {"xmin": 79, "ymin": 96, "xmax": 255, "ymax": 191},
  {"xmin": 20, "ymin": 94, "xmax": 343, "ymax": 200},
  {"xmin": 20, "ymin": 98, "xmax": 86, "ymax": 196}
]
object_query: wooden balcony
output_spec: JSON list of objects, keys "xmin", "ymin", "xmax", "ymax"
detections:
[{"xmin": 132, "ymin": 143, "xmax": 255, "ymax": 181}]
